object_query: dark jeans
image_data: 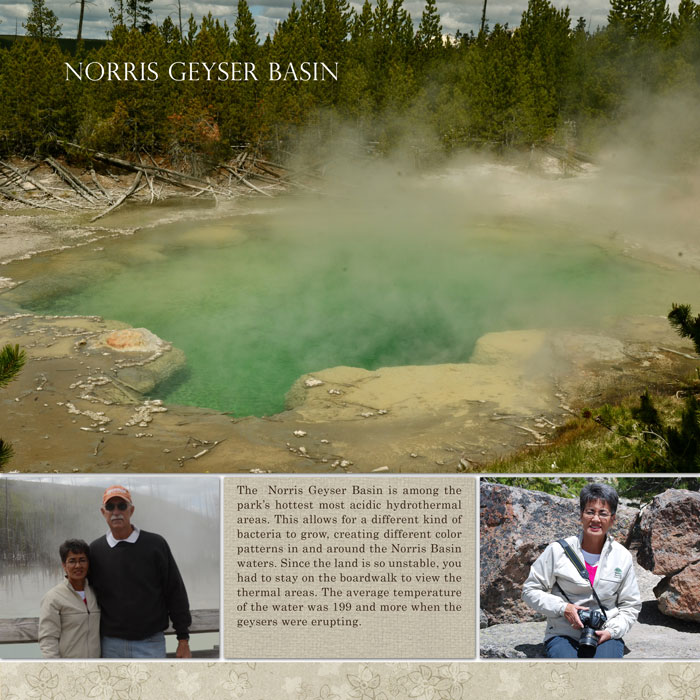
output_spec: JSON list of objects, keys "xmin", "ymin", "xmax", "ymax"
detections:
[{"xmin": 545, "ymin": 635, "xmax": 624, "ymax": 659}]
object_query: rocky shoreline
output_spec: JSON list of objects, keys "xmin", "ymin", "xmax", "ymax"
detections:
[
  {"xmin": 2, "ymin": 162, "xmax": 700, "ymax": 473},
  {"xmin": 1, "ymin": 302, "xmax": 698, "ymax": 473}
]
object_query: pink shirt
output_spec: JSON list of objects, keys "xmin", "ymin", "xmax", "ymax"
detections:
[{"xmin": 585, "ymin": 561, "xmax": 598, "ymax": 586}]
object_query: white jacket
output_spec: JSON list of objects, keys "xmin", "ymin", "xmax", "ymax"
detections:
[
  {"xmin": 521, "ymin": 534, "xmax": 641, "ymax": 641},
  {"xmin": 38, "ymin": 579, "xmax": 101, "ymax": 658}
]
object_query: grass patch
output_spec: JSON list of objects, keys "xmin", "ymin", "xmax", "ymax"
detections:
[{"xmin": 487, "ymin": 387, "xmax": 698, "ymax": 473}]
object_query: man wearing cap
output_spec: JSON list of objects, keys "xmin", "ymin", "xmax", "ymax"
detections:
[{"xmin": 88, "ymin": 485, "xmax": 192, "ymax": 658}]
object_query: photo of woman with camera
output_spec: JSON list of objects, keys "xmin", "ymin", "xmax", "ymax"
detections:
[{"xmin": 521, "ymin": 482, "xmax": 642, "ymax": 658}]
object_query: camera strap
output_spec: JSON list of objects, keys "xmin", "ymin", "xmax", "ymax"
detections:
[{"xmin": 556, "ymin": 539, "xmax": 608, "ymax": 618}]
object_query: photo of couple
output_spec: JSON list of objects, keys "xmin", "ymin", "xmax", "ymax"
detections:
[
  {"xmin": 39, "ymin": 485, "xmax": 191, "ymax": 659},
  {"xmin": 0, "ymin": 476, "xmax": 219, "ymax": 659}
]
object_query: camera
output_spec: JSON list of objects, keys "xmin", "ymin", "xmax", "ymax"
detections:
[{"xmin": 577, "ymin": 609, "xmax": 607, "ymax": 657}]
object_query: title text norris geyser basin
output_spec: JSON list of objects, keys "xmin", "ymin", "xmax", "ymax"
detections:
[{"xmin": 65, "ymin": 61, "xmax": 339, "ymax": 82}]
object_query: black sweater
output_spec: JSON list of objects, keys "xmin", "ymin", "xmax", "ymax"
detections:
[{"xmin": 89, "ymin": 530, "xmax": 191, "ymax": 640}]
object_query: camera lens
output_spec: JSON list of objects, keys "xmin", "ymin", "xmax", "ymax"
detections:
[{"xmin": 578, "ymin": 627, "xmax": 598, "ymax": 658}]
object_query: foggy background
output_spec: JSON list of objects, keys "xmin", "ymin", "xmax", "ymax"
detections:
[{"xmin": 13, "ymin": 89, "xmax": 700, "ymax": 418}]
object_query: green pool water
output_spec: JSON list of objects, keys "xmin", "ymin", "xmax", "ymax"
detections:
[{"xmin": 9, "ymin": 198, "xmax": 698, "ymax": 417}]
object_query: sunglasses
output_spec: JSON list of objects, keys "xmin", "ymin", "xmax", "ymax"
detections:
[{"xmin": 104, "ymin": 502, "xmax": 129, "ymax": 511}]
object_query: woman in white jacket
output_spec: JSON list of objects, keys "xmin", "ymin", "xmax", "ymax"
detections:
[
  {"xmin": 38, "ymin": 539, "xmax": 101, "ymax": 658},
  {"xmin": 522, "ymin": 483, "xmax": 641, "ymax": 658}
]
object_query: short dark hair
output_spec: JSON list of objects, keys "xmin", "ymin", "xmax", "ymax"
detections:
[
  {"xmin": 580, "ymin": 483, "xmax": 618, "ymax": 514},
  {"xmin": 59, "ymin": 539, "xmax": 90, "ymax": 563}
]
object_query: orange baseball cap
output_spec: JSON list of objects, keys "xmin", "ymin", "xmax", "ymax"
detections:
[{"xmin": 102, "ymin": 485, "xmax": 133, "ymax": 505}]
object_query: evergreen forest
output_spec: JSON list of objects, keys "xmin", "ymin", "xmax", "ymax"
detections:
[{"xmin": 0, "ymin": 0, "xmax": 699, "ymax": 164}]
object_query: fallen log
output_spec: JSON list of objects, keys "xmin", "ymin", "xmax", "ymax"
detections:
[
  {"xmin": 138, "ymin": 154, "xmax": 158, "ymax": 203},
  {"xmin": 89, "ymin": 168, "xmax": 112, "ymax": 202},
  {"xmin": 253, "ymin": 157, "xmax": 291, "ymax": 172},
  {"xmin": 0, "ymin": 162, "xmax": 22, "ymax": 187},
  {"xmin": 45, "ymin": 156, "xmax": 98, "ymax": 203},
  {"xmin": 1, "ymin": 160, "xmax": 83, "ymax": 208},
  {"xmin": 221, "ymin": 165, "xmax": 273, "ymax": 197},
  {"xmin": 279, "ymin": 166, "xmax": 324, "ymax": 183},
  {"xmin": 543, "ymin": 145, "xmax": 596, "ymax": 166},
  {"xmin": 90, "ymin": 170, "xmax": 143, "ymax": 222},
  {"xmin": 59, "ymin": 141, "xmax": 226, "ymax": 191},
  {"xmin": 0, "ymin": 186, "xmax": 64, "ymax": 210},
  {"xmin": 222, "ymin": 164, "xmax": 279, "ymax": 185},
  {"xmin": 253, "ymin": 161, "xmax": 284, "ymax": 180}
]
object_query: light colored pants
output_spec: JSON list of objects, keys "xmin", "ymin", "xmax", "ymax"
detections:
[{"xmin": 101, "ymin": 632, "xmax": 166, "ymax": 658}]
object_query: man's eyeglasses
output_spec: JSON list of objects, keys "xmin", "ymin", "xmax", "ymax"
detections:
[{"xmin": 104, "ymin": 501, "xmax": 129, "ymax": 511}]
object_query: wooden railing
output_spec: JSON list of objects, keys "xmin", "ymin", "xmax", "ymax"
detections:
[{"xmin": 0, "ymin": 608, "xmax": 219, "ymax": 658}]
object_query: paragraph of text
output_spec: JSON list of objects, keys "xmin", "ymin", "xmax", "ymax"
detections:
[{"xmin": 224, "ymin": 476, "xmax": 475, "ymax": 659}]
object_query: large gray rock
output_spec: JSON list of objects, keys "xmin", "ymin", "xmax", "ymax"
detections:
[
  {"xmin": 480, "ymin": 482, "xmax": 638, "ymax": 626},
  {"xmin": 637, "ymin": 489, "xmax": 700, "ymax": 623},
  {"xmin": 638, "ymin": 489, "xmax": 700, "ymax": 575},
  {"xmin": 654, "ymin": 561, "xmax": 700, "ymax": 622}
]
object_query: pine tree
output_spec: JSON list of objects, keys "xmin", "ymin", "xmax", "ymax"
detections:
[
  {"xmin": 370, "ymin": 0, "xmax": 393, "ymax": 99},
  {"xmin": 373, "ymin": 0, "xmax": 391, "ymax": 46},
  {"xmin": 631, "ymin": 390, "xmax": 662, "ymax": 432},
  {"xmin": 23, "ymin": 0, "xmax": 62, "ymax": 39},
  {"xmin": 388, "ymin": 0, "xmax": 413, "ymax": 56},
  {"xmin": 351, "ymin": 0, "xmax": 373, "ymax": 42},
  {"xmin": 511, "ymin": 0, "xmax": 572, "ymax": 136},
  {"xmin": 669, "ymin": 303, "xmax": 700, "ymax": 353},
  {"xmin": 322, "ymin": 0, "xmax": 351, "ymax": 59},
  {"xmin": 0, "ymin": 345, "xmax": 25, "ymax": 470},
  {"xmin": 160, "ymin": 15, "xmax": 180, "ymax": 45},
  {"xmin": 233, "ymin": 0, "xmax": 259, "ymax": 60},
  {"xmin": 512, "ymin": 44, "xmax": 557, "ymax": 144},
  {"xmin": 666, "ymin": 395, "xmax": 700, "ymax": 470},
  {"xmin": 669, "ymin": 0, "xmax": 700, "ymax": 44},
  {"xmin": 199, "ymin": 12, "xmax": 230, "ymax": 54},
  {"xmin": 186, "ymin": 13, "xmax": 198, "ymax": 46},
  {"xmin": 299, "ymin": 0, "xmax": 324, "ymax": 61},
  {"xmin": 125, "ymin": 0, "xmax": 153, "ymax": 32},
  {"xmin": 458, "ymin": 23, "xmax": 517, "ymax": 146},
  {"xmin": 415, "ymin": 0, "xmax": 443, "ymax": 56},
  {"xmin": 608, "ymin": 0, "xmax": 670, "ymax": 39},
  {"xmin": 109, "ymin": 0, "xmax": 125, "ymax": 28}
]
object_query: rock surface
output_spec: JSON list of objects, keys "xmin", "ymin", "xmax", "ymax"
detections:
[
  {"xmin": 479, "ymin": 615, "xmax": 700, "ymax": 659},
  {"xmin": 654, "ymin": 561, "xmax": 700, "ymax": 623},
  {"xmin": 480, "ymin": 482, "xmax": 638, "ymax": 625},
  {"xmin": 98, "ymin": 328, "xmax": 165, "ymax": 353},
  {"xmin": 637, "ymin": 489, "xmax": 700, "ymax": 575},
  {"xmin": 637, "ymin": 489, "xmax": 700, "ymax": 623}
]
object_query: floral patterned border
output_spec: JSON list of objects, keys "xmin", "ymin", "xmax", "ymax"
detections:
[{"xmin": 2, "ymin": 662, "xmax": 700, "ymax": 700}]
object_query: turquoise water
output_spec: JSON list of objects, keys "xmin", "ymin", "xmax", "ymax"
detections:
[{"xmin": 9, "ymin": 204, "xmax": 696, "ymax": 417}]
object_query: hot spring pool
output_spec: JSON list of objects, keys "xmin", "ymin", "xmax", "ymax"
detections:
[{"xmin": 4, "ymin": 193, "xmax": 698, "ymax": 417}]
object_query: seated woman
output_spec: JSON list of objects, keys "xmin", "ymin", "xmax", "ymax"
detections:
[
  {"xmin": 38, "ymin": 539, "xmax": 101, "ymax": 658},
  {"xmin": 522, "ymin": 483, "xmax": 641, "ymax": 658}
]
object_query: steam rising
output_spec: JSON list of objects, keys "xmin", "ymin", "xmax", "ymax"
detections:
[{"xmin": 9, "ymin": 92, "xmax": 700, "ymax": 416}]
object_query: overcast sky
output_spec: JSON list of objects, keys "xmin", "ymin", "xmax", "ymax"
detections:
[
  {"xmin": 0, "ymin": 0, "xmax": 682, "ymax": 42},
  {"xmin": 10, "ymin": 475, "xmax": 219, "ymax": 516}
]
